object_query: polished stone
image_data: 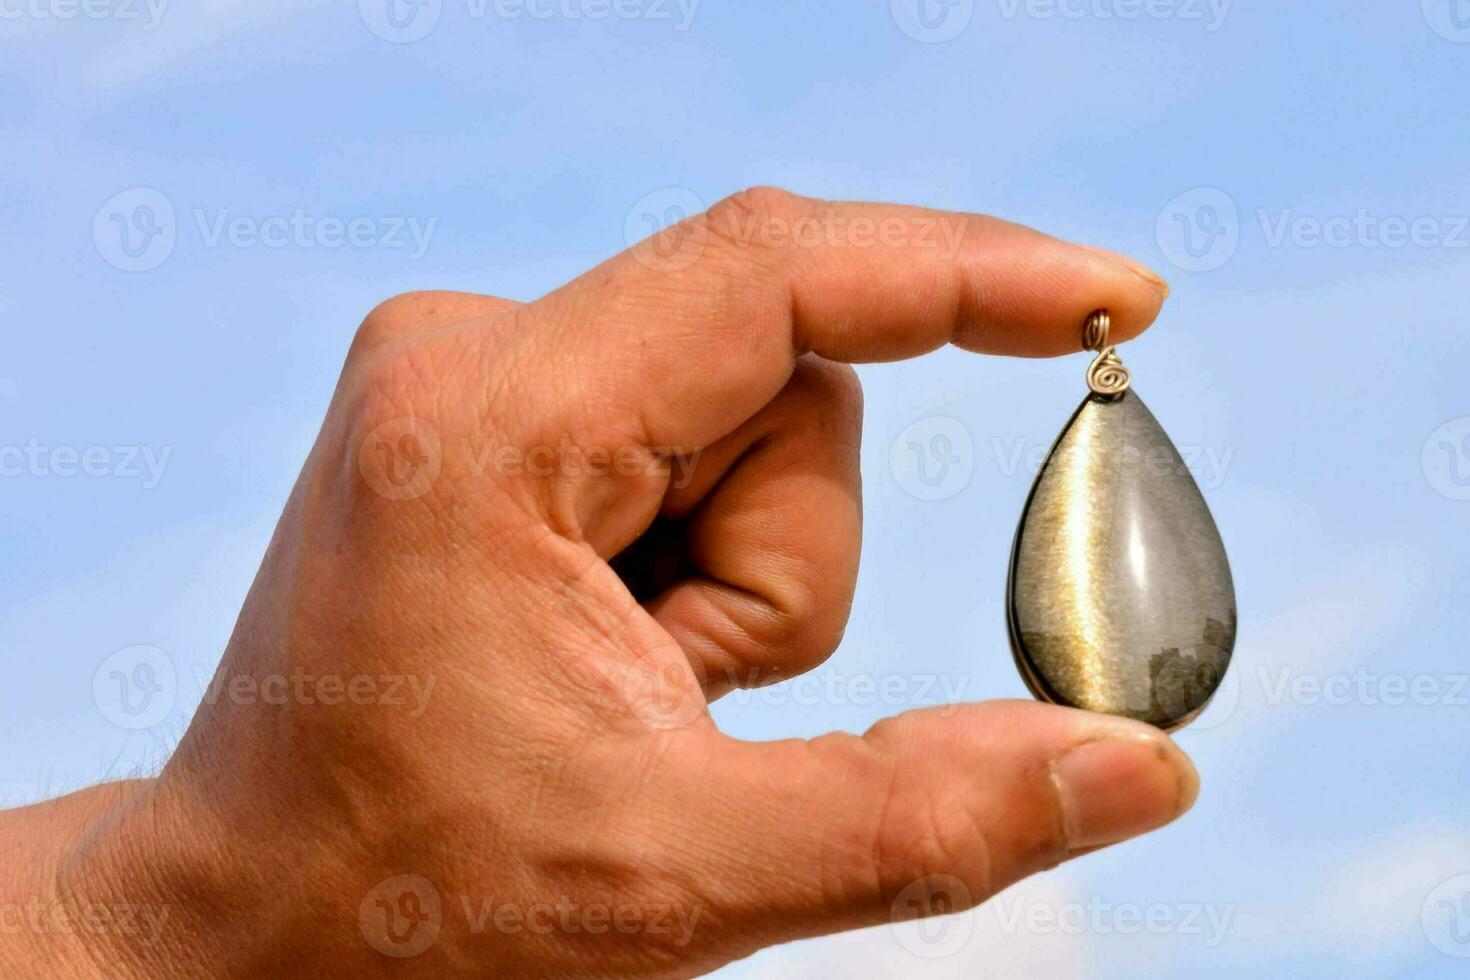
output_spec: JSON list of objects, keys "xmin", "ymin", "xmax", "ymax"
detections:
[{"xmin": 1007, "ymin": 390, "xmax": 1236, "ymax": 730}]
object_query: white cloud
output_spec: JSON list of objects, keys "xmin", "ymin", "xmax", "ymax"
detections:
[{"xmin": 1232, "ymin": 822, "xmax": 1469, "ymax": 956}]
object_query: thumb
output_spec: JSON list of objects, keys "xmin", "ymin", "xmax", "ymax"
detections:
[{"xmin": 693, "ymin": 700, "xmax": 1198, "ymax": 949}]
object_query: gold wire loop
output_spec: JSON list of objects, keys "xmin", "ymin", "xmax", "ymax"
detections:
[
  {"xmin": 1082, "ymin": 309, "xmax": 1132, "ymax": 397},
  {"xmin": 1083, "ymin": 310, "xmax": 1111, "ymax": 352}
]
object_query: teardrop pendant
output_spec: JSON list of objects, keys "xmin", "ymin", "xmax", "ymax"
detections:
[{"xmin": 1006, "ymin": 312, "xmax": 1236, "ymax": 731}]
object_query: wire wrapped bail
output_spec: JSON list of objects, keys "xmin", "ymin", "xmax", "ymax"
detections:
[{"xmin": 1083, "ymin": 309, "xmax": 1132, "ymax": 397}]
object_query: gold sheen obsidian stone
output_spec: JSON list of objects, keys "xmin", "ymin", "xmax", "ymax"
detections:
[{"xmin": 1007, "ymin": 390, "xmax": 1236, "ymax": 731}]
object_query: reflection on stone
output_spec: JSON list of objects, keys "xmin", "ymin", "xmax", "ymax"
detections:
[{"xmin": 1007, "ymin": 391, "xmax": 1237, "ymax": 730}]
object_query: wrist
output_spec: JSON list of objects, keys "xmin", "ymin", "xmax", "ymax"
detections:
[
  {"xmin": 0, "ymin": 780, "xmax": 168, "ymax": 978},
  {"xmin": 0, "ymin": 773, "xmax": 279, "ymax": 979}
]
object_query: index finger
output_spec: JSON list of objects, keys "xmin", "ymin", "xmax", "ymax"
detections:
[{"xmin": 514, "ymin": 187, "xmax": 1169, "ymax": 450}]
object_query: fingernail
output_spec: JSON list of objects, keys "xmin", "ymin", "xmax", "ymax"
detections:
[
  {"xmin": 1082, "ymin": 245, "xmax": 1170, "ymax": 296},
  {"xmin": 1051, "ymin": 731, "xmax": 1199, "ymax": 851},
  {"xmin": 1125, "ymin": 260, "xmax": 1170, "ymax": 295}
]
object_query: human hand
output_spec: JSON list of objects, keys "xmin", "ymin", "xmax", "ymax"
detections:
[{"xmin": 19, "ymin": 188, "xmax": 1192, "ymax": 978}]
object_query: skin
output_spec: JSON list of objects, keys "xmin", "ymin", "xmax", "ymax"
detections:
[{"xmin": 0, "ymin": 188, "xmax": 1196, "ymax": 978}]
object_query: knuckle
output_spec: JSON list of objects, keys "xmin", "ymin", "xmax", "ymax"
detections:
[
  {"xmin": 715, "ymin": 185, "xmax": 804, "ymax": 219},
  {"xmin": 351, "ymin": 291, "xmax": 438, "ymax": 355},
  {"xmin": 860, "ymin": 722, "xmax": 994, "ymax": 903},
  {"xmin": 703, "ymin": 185, "xmax": 810, "ymax": 260}
]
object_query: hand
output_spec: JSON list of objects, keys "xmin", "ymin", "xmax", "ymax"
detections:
[{"xmin": 10, "ymin": 188, "xmax": 1192, "ymax": 978}]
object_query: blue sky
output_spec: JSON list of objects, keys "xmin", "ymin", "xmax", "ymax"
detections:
[{"xmin": 3, "ymin": 1, "xmax": 1469, "ymax": 975}]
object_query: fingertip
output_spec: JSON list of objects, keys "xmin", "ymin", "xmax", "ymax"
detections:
[
  {"xmin": 1050, "ymin": 721, "xmax": 1199, "ymax": 851},
  {"xmin": 1083, "ymin": 244, "xmax": 1170, "ymax": 348},
  {"xmin": 949, "ymin": 227, "xmax": 1171, "ymax": 358},
  {"xmin": 1170, "ymin": 735, "xmax": 1201, "ymax": 814}
]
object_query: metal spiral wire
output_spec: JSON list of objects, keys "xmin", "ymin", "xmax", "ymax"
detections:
[
  {"xmin": 1082, "ymin": 310, "xmax": 1111, "ymax": 353},
  {"xmin": 1082, "ymin": 310, "xmax": 1132, "ymax": 397}
]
